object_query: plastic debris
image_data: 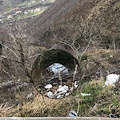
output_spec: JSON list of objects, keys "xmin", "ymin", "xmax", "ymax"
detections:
[
  {"xmin": 81, "ymin": 93, "xmax": 91, "ymax": 96},
  {"xmin": 65, "ymin": 92, "xmax": 70, "ymax": 96},
  {"xmin": 47, "ymin": 63, "xmax": 69, "ymax": 76},
  {"xmin": 105, "ymin": 74, "xmax": 119, "ymax": 86},
  {"xmin": 110, "ymin": 55, "xmax": 113, "ymax": 58},
  {"xmin": 57, "ymin": 94, "xmax": 63, "ymax": 99},
  {"xmin": 69, "ymin": 110, "xmax": 77, "ymax": 117},
  {"xmin": 57, "ymin": 85, "xmax": 68, "ymax": 92},
  {"xmin": 45, "ymin": 91, "xmax": 53, "ymax": 98},
  {"xmin": 45, "ymin": 84, "xmax": 52, "ymax": 89},
  {"xmin": 57, "ymin": 90, "xmax": 67, "ymax": 95}
]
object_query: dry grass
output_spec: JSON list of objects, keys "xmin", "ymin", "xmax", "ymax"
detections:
[
  {"xmin": 19, "ymin": 93, "xmax": 73, "ymax": 116},
  {"xmin": 0, "ymin": 77, "xmax": 119, "ymax": 117},
  {"xmin": 0, "ymin": 92, "xmax": 72, "ymax": 117},
  {"xmin": 0, "ymin": 103, "xmax": 16, "ymax": 117},
  {"xmin": 0, "ymin": 49, "xmax": 119, "ymax": 117}
]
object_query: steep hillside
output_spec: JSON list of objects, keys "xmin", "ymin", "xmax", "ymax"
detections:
[
  {"xmin": 0, "ymin": 0, "xmax": 120, "ymax": 117},
  {"xmin": 0, "ymin": 0, "xmax": 30, "ymax": 12},
  {"xmin": 0, "ymin": 0, "xmax": 55, "ymax": 21},
  {"xmin": 28, "ymin": 0, "xmax": 78, "ymax": 44},
  {"xmin": 28, "ymin": 0, "xmax": 120, "ymax": 50}
]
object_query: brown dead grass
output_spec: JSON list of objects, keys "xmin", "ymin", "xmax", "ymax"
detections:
[
  {"xmin": 0, "ymin": 93, "xmax": 72, "ymax": 117},
  {"xmin": 19, "ymin": 94, "xmax": 72, "ymax": 116},
  {"xmin": 0, "ymin": 49, "xmax": 119, "ymax": 117}
]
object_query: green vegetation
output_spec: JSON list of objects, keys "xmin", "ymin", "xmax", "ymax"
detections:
[
  {"xmin": 71, "ymin": 79, "xmax": 119, "ymax": 117},
  {"xmin": 0, "ymin": 0, "xmax": 120, "ymax": 117},
  {"xmin": 1, "ymin": 76, "xmax": 119, "ymax": 117}
]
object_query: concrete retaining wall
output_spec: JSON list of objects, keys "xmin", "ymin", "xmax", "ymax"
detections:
[{"xmin": 0, "ymin": 117, "xmax": 120, "ymax": 120}]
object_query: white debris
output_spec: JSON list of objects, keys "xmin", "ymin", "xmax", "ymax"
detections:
[
  {"xmin": 27, "ymin": 93, "xmax": 33, "ymax": 99},
  {"xmin": 59, "ymin": 85, "xmax": 62, "ymax": 88},
  {"xmin": 69, "ymin": 110, "xmax": 77, "ymax": 117},
  {"xmin": 105, "ymin": 74, "xmax": 119, "ymax": 86},
  {"xmin": 57, "ymin": 85, "xmax": 68, "ymax": 92},
  {"xmin": 110, "ymin": 55, "xmax": 113, "ymax": 58},
  {"xmin": 45, "ymin": 84, "xmax": 52, "ymax": 89},
  {"xmin": 57, "ymin": 94, "xmax": 63, "ymax": 98},
  {"xmin": 65, "ymin": 92, "xmax": 70, "ymax": 96},
  {"xmin": 47, "ymin": 63, "xmax": 69, "ymax": 76},
  {"xmin": 45, "ymin": 91, "xmax": 53, "ymax": 98},
  {"xmin": 17, "ymin": 79, "xmax": 20, "ymax": 82},
  {"xmin": 74, "ymin": 81, "xmax": 78, "ymax": 88},
  {"xmin": 54, "ymin": 85, "xmax": 69, "ymax": 98},
  {"xmin": 57, "ymin": 90, "xmax": 67, "ymax": 95},
  {"xmin": 81, "ymin": 93, "xmax": 91, "ymax": 96}
]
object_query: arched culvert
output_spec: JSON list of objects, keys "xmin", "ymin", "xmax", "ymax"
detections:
[{"xmin": 32, "ymin": 49, "xmax": 80, "ymax": 99}]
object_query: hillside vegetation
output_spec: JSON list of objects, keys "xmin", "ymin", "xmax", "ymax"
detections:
[
  {"xmin": 28, "ymin": 0, "xmax": 120, "ymax": 50},
  {"xmin": 0, "ymin": 49, "xmax": 120, "ymax": 117},
  {"xmin": 0, "ymin": 0, "xmax": 120, "ymax": 117}
]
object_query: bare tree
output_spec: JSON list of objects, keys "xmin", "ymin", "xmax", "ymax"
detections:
[{"xmin": 1, "ymin": 22, "xmax": 41, "ymax": 85}]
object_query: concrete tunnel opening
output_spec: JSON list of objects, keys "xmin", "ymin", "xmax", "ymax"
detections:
[{"xmin": 31, "ymin": 49, "xmax": 80, "ymax": 99}]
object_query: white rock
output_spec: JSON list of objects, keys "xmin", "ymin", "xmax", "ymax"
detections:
[
  {"xmin": 105, "ymin": 74, "xmax": 119, "ymax": 86},
  {"xmin": 45, "ymin": 84, "xmax": 52, "ymax": 89},
  {"xmin": 45, "ymin": 91, "xmax": 53, "ymax": 98},
  {"xmin": 81, "ymin": 93, "xmax": 91, "ymax": 96},
  {"xmin": 47, "ymin": 63, "xmax": 69, "ymax": 76}
]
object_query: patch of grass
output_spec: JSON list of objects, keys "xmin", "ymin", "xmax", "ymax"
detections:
[{"xmin": 71, "ymin": 79, "xmax": 120, "ymax": 117}]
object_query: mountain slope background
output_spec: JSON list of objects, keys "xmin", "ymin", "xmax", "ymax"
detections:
[
  {"xmin": 0, "ymin": 0, "xmax": 55, "ymax": 21},
  {"xmin": 28, "ymin": 0, "xmax": 120, "ymax": 50},
  {"xmin": 0, "ymin": 0, "xmax": 53, "ymax": 12}
]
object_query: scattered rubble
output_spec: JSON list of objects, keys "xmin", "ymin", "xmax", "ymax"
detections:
[
  {"xmin": 35, "ymin": 62, "xmax": 79, "ymax": 99},
  {"xmin": 38, "ymin": 80, "xmax": 79, "ymax": 99}
]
